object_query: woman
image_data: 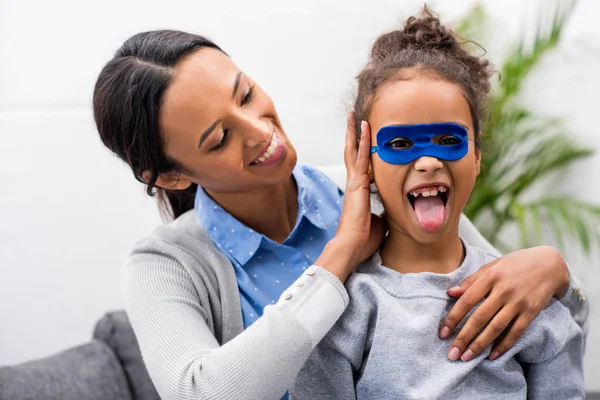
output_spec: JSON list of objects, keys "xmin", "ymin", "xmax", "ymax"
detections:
[{"xmin": 93, "ymin": 30, "xmax": 588, "ymax": 400}]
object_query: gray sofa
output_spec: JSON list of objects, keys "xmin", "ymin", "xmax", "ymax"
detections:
[
  {"xmin": 1, "ymin": 312, "xmax": 598, "ymax": 399},
  {"xmin": 0, "ymin": 312, "xmax": 160, "ymax": 400}
]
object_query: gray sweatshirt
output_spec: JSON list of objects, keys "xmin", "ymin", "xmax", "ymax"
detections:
[{"xmin": 291, "ymin": 243, "xmax": 585, "ymax": 399}]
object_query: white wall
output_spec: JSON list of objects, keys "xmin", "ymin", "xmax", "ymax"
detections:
[{"xmin": 1, "ymin": 0, "xmax": 598, "ymax": 390}]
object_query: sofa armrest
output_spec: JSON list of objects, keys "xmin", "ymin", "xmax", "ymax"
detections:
[
  {"xmin": 93, "ymin": 311, "xmax": 160, "ymax": 400},
  {"xmin": 0, "ymin": 341, "xmax": 132, "ymax": 400}
]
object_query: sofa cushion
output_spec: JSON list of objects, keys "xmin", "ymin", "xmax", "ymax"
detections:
[
  {"xmin": 93, "ymin": 311, "xmax": 160, "ymax": 400},
  {"xmin": 0, "ymin": 341, "xmax": 132, "ymax": 400}
]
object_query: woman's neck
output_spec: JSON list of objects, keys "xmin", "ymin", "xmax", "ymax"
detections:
[
  {"xmin": 380, "ymin": 226, "xmax": 464, "ymax": 274},
  {"xmin": 205, "ymin": 176, "xmax": 298, "ymax": 243}
]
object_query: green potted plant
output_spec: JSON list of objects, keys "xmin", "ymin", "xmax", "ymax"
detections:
[{"xmin": 456, "ymin": 0, "xmax": 600, "ymax": 254}]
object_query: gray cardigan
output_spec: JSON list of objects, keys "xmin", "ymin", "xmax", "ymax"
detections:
[{"xmin": 122, "ymin": 210, "xmax": 589, "ymax": 400}]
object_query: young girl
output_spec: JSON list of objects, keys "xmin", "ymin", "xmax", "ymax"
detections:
[{"xmin": 291, "ymin": 8, "xmax": 584, "ymax": 399}]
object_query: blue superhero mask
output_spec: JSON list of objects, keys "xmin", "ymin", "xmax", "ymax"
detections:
[{"xmin": 370, "ymin": 123, "xmax": 470, "ymax": 165}]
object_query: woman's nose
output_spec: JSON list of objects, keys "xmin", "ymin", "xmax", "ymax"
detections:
[
  {"xmin": 414, "ymin": 156, "xmax": 443, "ymax": 174},
  {"xmin": 240, "ymin": 115, "xmax": 271, "ymax": 147}
]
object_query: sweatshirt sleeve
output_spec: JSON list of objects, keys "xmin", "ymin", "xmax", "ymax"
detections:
[
  {"xmin": 122, "ymin": 237, "xmax": 349, "ymax": 400},
  {"xmin": 291, "ymin": 274, "xmax": 373, "ymax": 400},
  {"xmin": 517, "ymin": 301, "xmax": 585, "ymax": 399},
  {"xmin": 290, "ymin": 336, "xmax": 357, "ymax": 400},
  {"xmin": 557, "ymin": 272, "xmax": 590, "ymax": 343}
]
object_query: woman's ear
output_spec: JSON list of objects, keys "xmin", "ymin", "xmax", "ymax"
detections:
[{"xmin": 142, "ymin": 170, "xmax": 193, "ymax": 190}]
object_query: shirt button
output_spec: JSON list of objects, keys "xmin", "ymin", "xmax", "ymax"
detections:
[
  {"xmin": 306, "ymin": 268, "xmax": 316, "ymax": 276},
  {"xmin": 295, "ymin": 280, "xmax": 304, "ymax": 287},
  {"xmin": 284, "ymin": 292, "xmax": 293, "ymax": 300}
]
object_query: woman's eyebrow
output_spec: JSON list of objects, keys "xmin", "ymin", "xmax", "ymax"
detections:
[
  {"xmin": 198, "ymin": 119, "xmax": 222, "ymax": 148},
  {"xmin": 198, "ymin": 72, "xmax": 243, "ymax": 148},
  {"xmin": 232, "ymin": 72, "xmax": 242, "ymax": 99}
]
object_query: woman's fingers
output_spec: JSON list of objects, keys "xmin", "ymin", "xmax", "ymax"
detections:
[
  {"xmin": 489, "ymin": 312, "xmax": 535, "ymax": 360},
  {"xmin": 447, "ymin": 259, "xmax": 496, "ymax": 298},
  {"xmin": 440, "ymin": 271, "xmax": 493, "ymax": 339},
  {"xmin": 451, "ymin": 304, "xmax": 514, "ymax": 361},
  {"xmin": 344, "ymin": 111, "xmax": 358, "ymax": 177},
  {"xmin": 355, "ymin": 120, "xmax": 371, "ymax": 174},
  {"xmin": 440, "ymin": 247, "xmax": 572, "ymax": 362},
  {"xmin": 447, "ymin": 292, "xmax": 504, "ymax": 360},
  {"xmin": 334, "ymin": 112, "xmax": 379, "ymax": 265}
]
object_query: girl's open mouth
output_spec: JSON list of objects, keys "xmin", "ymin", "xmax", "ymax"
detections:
[{"xmin": 407, "ymin": 185, "xmax": 449, "ymax": 231}]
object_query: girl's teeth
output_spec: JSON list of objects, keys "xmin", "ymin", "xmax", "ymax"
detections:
[{"xmin": 409, "ymin": 186, "xmax": 448, "ymax": 197}]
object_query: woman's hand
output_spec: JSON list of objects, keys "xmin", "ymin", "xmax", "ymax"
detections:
[
  {"xmin": 439, "ymin": 246, "xmax": 570, "ymax": 362},
  {"xmin": 316, "ymin": 112, "xmax": 386, "ymax": 282}
]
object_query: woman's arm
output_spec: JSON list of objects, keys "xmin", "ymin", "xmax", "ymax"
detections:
[
  {"xmin": 123, "ymin": 243, "xmax": 350, "ymax": 400},
  {"xmin": 123, "ymin": 112, "xmax": 382, "ymax": 400},
  {"xmin": 444, "ymin": 215, "xmax": 590, "ymax": 361}
]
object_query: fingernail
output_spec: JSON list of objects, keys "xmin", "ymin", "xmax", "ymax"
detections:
[
  {"xmin": 361, "ymin": 120, "xmax": 366, "ymax": 130},
  {"xmin": 449, "ymin": 286, "xmax": 460, "ymax": 291},
  {"xmin": 461, "ymin": 349, "xmax": 474, "ymax": 362},
  {"xmin": 489, "ymin": 350, "xmax": 500, "ymax": 360},
  {"xmin": 448, "ymin": 346, "xmax": 461, "ymax": 361},
  {"xmin": 439, "ymin": 326, "xmax": 451, "ymax": 339}
]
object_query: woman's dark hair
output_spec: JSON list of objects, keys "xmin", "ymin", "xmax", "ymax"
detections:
[
  {"xmin": 93, "ymin": 30, "xmax": 224, "ymax": 220},
  {"xmin": 354, "ymin": 7, "xmax": 494, "ymax": 146}
]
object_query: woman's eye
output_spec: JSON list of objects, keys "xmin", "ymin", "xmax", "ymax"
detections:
[
  {"xmin": 241, "ymin": 85, "xmax": 255, "ymax": 106},
  {"xmin": 438, "ymin": 135, "xmax": 461, "ymax": 146},
  {"xmin": 388, "ymin": 138, "xmax": 413, "ymax": 149},
  {"xmin": 210, "ymin": 129, "xmax": 230, "ymax": 152}
]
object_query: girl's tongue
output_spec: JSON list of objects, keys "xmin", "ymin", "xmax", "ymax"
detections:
[{"xmin": 413, "ymin": 194, "xmax": 446, "ymax": 231}]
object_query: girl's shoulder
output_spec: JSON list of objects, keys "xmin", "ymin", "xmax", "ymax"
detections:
[{"xmin": 512, "ymin": 296, "xmax": 582, "ymax": 363}]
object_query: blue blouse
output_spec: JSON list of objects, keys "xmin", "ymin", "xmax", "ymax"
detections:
[{"xmin": 194, "ymin": 164, "xmax": 344, "ymax": 327}]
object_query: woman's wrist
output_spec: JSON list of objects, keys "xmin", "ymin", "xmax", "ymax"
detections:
[
  {"xmin": 315, "ymin": 237, "xmax": 360, "ymax": 283},
  {"xmin": 538, "ymin": 245, "xmax": 570, "ymax": 299}
]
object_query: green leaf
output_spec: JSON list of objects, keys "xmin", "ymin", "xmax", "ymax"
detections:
[
  {"xmin": 521, "ymin": 197, "xmax": 600, "ymax": 255},
  {"xmin": 454, "ymin": 3, "xmax": 488, "ymax": 42},
  {"xmin": 497, "ymin": 0, "xmax": 578, "ymax": 101},
  {"xmin": 511, "ymin": 202, "xmax": 530, "ymax": 248}
]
